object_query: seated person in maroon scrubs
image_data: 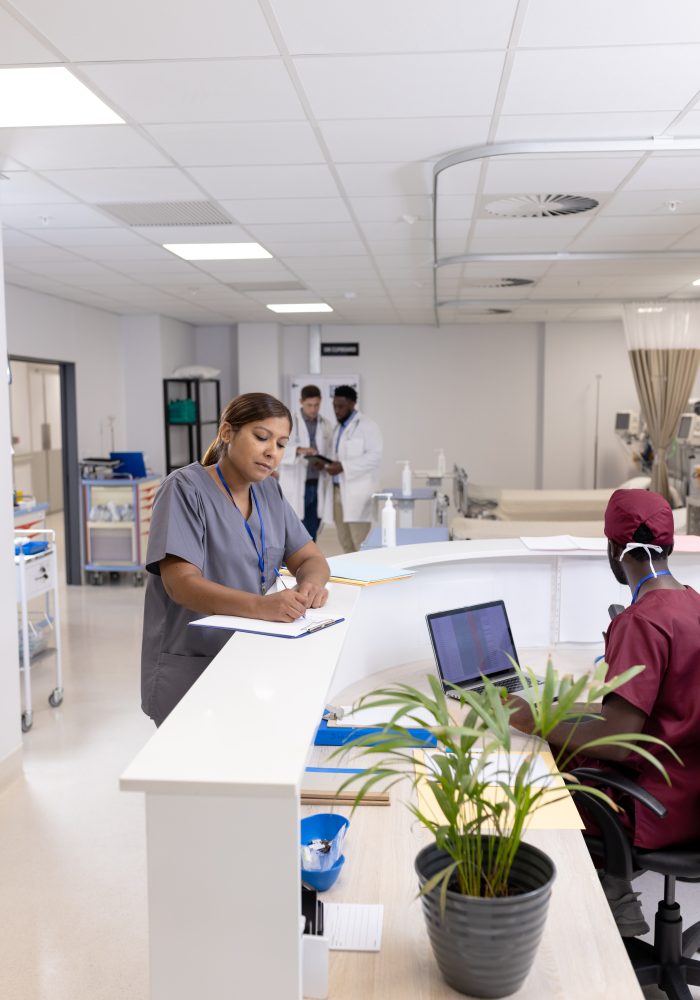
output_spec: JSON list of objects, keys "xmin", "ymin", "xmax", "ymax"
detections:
[{"xmin": 510, "ymin": 488, "xmax": 700, "ymax": 936}]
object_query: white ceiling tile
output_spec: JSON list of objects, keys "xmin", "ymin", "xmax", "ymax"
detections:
[
  {"xmin": 565, "ymin": 306, "xmax": 625, "ymax": 320},
  {"xmin": 139, "ymin": 270, "xmax": 220, "ymax": 286},
  {"xmin": 82, "ymin": 60, "xmax": 303, "ymax": 124},
  {"xmin": 294, "ymin": 52, "xmax": 505, "ymax": 119},
  {"xmin": 272, "ymin": 0, "xmax": 517, "ymax": 52},
  {"xmin": 666, "ymin": 226, "xmax": 700, "ymax": 250},
  {"xmin": 290, "ymin": 256, "xmax": 375, "ymax": 272},
  {"xmin": 366, "ymin": 240, "xmax": 434, "ymax": 257},
  {"xmin": 467, "ymin": 234, "xmax": 588, "ymax": 252},
  {"xmin": 146, "ymin": 122, "xmax": 324, "ymax": 165},
  {"xmin": 38, "ymin": 226, "xmax": 153, "ymax": 247},
  {"xmin": 3, "ymin": 243, "xmax": 83, "ymax": 263},
  {"xmin": 335, "ymin": 162, "xmax": 432, "ymax": 197},
  {"xmin": 220, "ymin": 198, "xmax": 351, "ymax": 224},
  {"xmin": 472, "ymin": 216, "xmax": 591, "ymax": 239},
  {"xmin": 320, "ymin": 118, "xmax": 489, "ymax": 163},
  {"xmin": 0, "ymin": 125, "xmax": 167, "ymax": 171},
  {"xmin": 460, "ymin": 260, "xmax": 551, "ymax": 279},
  {"xmin": 600, "ymin": 189, "xmax": 700, "ymax": 217},
  {"xmin": 129, "ymin": 224, "xmax": 251, "ymax": 245},
  {"xmin": 189, "ymin": 164, "xmax": 339, "ymax": 199},
  {"xmin": 0, "ymin": 7, "xmax": 58, "ymax": 63},
  {"xmin": 40, "ymin": 167, "xmax": 203, "ymax": 202},
  {"xmin": 108, "ymin": 258, "xmax": 204, "ymax": 276},
  {"xmin": 436, "ymin": 161, "xmax": 482, "ymax": 196},
  {"xmin": 495, "ymin": 112, "xmax": 674, "ymax": 142},
  {"xmin": 582, "ymin": 215, "xmax": 700, "ymax": 237},
  {"xmin": 520, "ymin": 0, "xmax": 700, "ymax": 47},
  {"xmin": 0, "ymin": 202, "xmax": 116, "ymax": 228},
  {"xmin": 483, "ymin": 156, "xmax": 640, "ymax": 193},
  {"xmin": 570, "ymin": 231, "xmax": 679, "ymax": 251},
  {"xmin": 624, "ymin": 154, "xmax": 700, "ymax": 191},
  {"xmin": 503, "ymin": 46, "xmax": 700, "ymax": 114},
  {"xmin": 0, "ymin": 171, "xmax": 76, "ymax": 204},
  {"xmin": 262, "ymin": 240, "xmax": 368, "ymax": 257},
  {"xmin": 191, "ymin": 260, "xmax": 296, "ymax": 280},
  {"xmin": 244, "ymin": 222, "xmax": 359, "ymax": 243},
  {"xmin": 673, "ymin": 109, "xmax": 700, "ymax": 135},
  {"xmin": 528, "ymin": 276, "xmax": 614, "ymax": 298},
  {"xmin": 436, "ymin": 195, "xmax": 475, "ymax": 219},
  {"xmin": 10, "ymin": 0, "xmax": 277, "ymax": 59},
  {"xmin": 350, "ymin": 195, "xmax": 432, "ymax": 222},
  {"xmin": 81, "ymin": 244, "xmax": 200, "ymax": 261},
  {"xmin": 17, "ymin": 259, "xmax": 121, "ymax": 277},
  {"xmin": 361, "ymin": 221, "xmax": 433, "ymax": 241}
]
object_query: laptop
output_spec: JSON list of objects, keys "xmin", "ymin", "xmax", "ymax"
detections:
[{"xmin": 426, "ymin": 600, "xmax": 542, "ymax": 699}]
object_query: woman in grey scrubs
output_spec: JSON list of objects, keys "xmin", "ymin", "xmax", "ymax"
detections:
[{"xmin": 141, "ymin": 392, "xmax": 330, "ymax": 726}]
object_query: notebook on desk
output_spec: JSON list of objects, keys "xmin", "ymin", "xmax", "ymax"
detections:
[{"xmin": 426, "ymin": 600, "xmax": 543, "ymax": 698}]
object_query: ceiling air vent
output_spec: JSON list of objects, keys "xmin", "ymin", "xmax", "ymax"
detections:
[
  {"xmin": 97, "ymin": 200, "xmax": 233, "ymax": 226},
  {"xmin": 460, "ymin": 277, "xmax": 534, "ymax": 289},
  {"xmin": 228, "ymin": 281, "xmax": 307, "ymax": 293},
  {"xmin": 484, "ymin": 194, "xmax": 599, "ymax": 218},
  {"xmin": 452, "ymin": 305, "xmax": 512, "ymax": 316}
]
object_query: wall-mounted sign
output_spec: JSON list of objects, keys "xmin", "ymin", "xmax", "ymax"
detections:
[{"xmin": 321, "ymin": 342, "xmax": 359, "ymax": 357}]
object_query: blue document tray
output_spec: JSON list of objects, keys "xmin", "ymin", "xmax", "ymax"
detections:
[{"xmin": 313, "ymin": 717, "xmax": 436, "ymax": 748}]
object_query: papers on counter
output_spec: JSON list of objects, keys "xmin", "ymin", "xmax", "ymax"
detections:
[
  {"xmin": 188, "ymin": 607, "xmax": 343, "ymax": 639},
  {"xmin": 323, "ymin": 903, "xmax": 384, "ymax": 952},
  {"xmin": 327, "ymin": 703, "xmax": 434, "ymax": 729},
  {"xmin": 326, "ymin": 557, "xmax": 414, "ymax": 585},
  {"xmin": 425, "ymin": 748, "xmax": 555, "ymax": 788},
  {"xmin": 520, "ymin": 535, "xmax": 608, "ymax": 552}
]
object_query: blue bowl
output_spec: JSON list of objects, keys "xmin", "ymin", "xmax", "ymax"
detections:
[
  {"xmin": 300, "ymin": 812, "xmax": 349, "ymax": 845},
  {"xmin": 302, "ymin": 854, "xmax": 345, "ymax": 892}
]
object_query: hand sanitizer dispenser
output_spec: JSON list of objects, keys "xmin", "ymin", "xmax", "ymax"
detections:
[
  {"xmin": 436, "ymin": 448, "xmax": 446, "ymax": 476},
  {"xmin": 380, "ymin": 493, "xmax": 397, "ymax": 547},
  {"xmin": 397, "ymin": 460, "xmax": 412, "ymax": 497}
]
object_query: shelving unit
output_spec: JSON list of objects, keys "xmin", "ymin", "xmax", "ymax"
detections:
[
  {"xmin": 82, "ymin": 475, "xmax": 161, "ymax": 585},
  {"xmin": 163, "ymin": 377, "xmax": 221, "ymax": 473}
]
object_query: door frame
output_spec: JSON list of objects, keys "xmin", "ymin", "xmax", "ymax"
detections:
[{"xmin": 10, "ymin": 355, "xmax": 81, "ymax": 585}]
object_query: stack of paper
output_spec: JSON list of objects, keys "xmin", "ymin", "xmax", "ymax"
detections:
[
  {"xmin": 301, "ymin": 766, "xmax": 390, "ymax": 806},
  {"xmin": 520, "ymin": 535, "xmax": 608, "ymax": 552},
  {"xmin": 326, "ymin": 557, "xmax": 415, "ymax": 586}
]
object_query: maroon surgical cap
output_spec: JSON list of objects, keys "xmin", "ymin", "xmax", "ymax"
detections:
[{"xmin": 604, "ymin": 488, "xmax": 674, "ymax": 546}]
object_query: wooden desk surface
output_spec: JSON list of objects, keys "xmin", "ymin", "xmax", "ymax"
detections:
[{"xmin": 304, "ymin": 658, "xmax": 643, "ymax": 1000}]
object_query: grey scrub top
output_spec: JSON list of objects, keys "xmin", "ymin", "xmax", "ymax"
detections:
[{"xmin": 141, "ymin": 462, "xmax": 311, "ymax": 725}]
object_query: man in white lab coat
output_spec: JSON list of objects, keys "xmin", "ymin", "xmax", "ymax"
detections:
[
  {"xmin": 278, "ymin": 384, "xmax": 333, "ymax": 540},
  {"xmin": 322, "ymin": 385, "xmax": 383, "ymax": 553}
]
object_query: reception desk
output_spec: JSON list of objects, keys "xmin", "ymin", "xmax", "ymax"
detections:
[{"xmin": 121, "ymin": 540, "xmax": 700, "ymax": 1000}]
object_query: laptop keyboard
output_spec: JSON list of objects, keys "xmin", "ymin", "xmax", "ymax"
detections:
[{"xmin": 447, "ymin": 675, "xmax": 529, "ymax": 698}]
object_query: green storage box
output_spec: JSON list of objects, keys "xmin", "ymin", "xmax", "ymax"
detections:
[{"xmin": 168, "ymin": 398, "xmax": 197, "ymax": 424}]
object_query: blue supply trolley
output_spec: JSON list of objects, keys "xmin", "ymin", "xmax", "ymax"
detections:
[{"xmin": 82, "ymin": 474, "xmax": 160, "ymax": 586}]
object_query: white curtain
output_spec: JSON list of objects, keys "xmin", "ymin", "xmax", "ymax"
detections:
[{"xmin": 622, "ymin": 302, "xmax": 700, "ymax": 502}]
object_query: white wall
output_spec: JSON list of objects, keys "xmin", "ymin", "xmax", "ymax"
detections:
[
  {"xmin": 237, "ymin": 323, "xmax": 281, "ymax": 396},
  {"xmin": 194, "ymin": 325, "xmax": 237, "ymax": 408},
  {"xmin": 239, "ymin": 322, "xmax": 543, "ymax": 491},
  {"xmin": 5, "ymin": 284, "xmax": 126, "ymax": 458},
  {"xmin": 0, "ymin": 240, "xmax": 23, "ymax": 783}
]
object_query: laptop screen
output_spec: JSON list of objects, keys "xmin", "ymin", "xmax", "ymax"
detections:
[{"xmin": 426, "ymin": 601, "xmax": 519, "ymax": 687}]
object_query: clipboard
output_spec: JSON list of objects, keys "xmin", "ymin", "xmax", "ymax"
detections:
[
  {"xmin": 189, "ymin": 611, "xmax": 345, "ymax": 639},
  {"xmin": 303, "ymin": 453, "xmax": 333, "ymax": 465}
]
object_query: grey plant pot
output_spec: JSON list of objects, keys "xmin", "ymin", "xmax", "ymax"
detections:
[{"xmin": 415, "ymin": 839, "xmax": 556, "ymax": 998}]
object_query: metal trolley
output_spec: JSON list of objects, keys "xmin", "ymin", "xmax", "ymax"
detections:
[{"xmin": 15, "ymin": 529, "xmax": 64, "ymax": 733}]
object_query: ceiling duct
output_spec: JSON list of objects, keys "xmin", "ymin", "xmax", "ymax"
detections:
[
  {"xmin": 97, "ymin": 200, "xmax": 233, "ymax": 226},
  {"xmin": 484, "ymin": 194, "xmax": 599, "ymax": 218},
  {"xmin": 460, "ymin": 277, "xmax": 534, "ymax": 289},
  {"xmin": 452, "ymin": 305, "xmax": 512, "ymax": 316}
]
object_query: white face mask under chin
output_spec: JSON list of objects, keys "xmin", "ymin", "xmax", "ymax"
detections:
[{"xmin": 618, "ymin": 541, "xmax": 664, "ymax": 578}]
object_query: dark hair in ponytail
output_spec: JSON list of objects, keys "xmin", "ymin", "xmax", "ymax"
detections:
[{"xmin": 201, "ymin": 392, "xmax": 292, "ymax": 466}]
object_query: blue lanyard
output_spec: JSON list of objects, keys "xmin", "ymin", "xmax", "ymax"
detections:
[
  {"xmin": 215, "ymin": 463, "xmax": 267, "ymax": 593},
  {"xmin": 631, "ymin": 570, "xmax": 671, "ymax": 604}
]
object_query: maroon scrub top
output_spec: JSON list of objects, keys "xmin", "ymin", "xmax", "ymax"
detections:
[{"xmin": 604, "ymin": 586, "xmax": 700, "ymax": 848}]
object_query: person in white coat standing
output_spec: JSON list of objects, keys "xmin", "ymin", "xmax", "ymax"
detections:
[
  {"xmin": 322, "ymin": 385, "xmax": 383, "ymax": 553},
  {"xmin": 277, "ymin": 384, "xmax": 333, "ymax": 540}
]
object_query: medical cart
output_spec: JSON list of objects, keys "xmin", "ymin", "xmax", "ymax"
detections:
[
  {"xmin": 82, "ymin": 475, "xmax": 160, "ymax": 585},
  {"xmin": 15, "ymin": 529, "xmax": 64, "ymax": 733}
]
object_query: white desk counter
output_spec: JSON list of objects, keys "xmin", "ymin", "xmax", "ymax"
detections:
[{"xmin": 122, "ymin": 539, "xmax": 700, "ymax": 1000}]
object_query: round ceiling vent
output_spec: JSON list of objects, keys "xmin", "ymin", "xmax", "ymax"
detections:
[
  {"xmin": 484, "ymin": 194, "xmax": 599, "ymax": 218},
  {"xmin": 460, "ymin": 277, "xmax": 534, "ymax": 289}
]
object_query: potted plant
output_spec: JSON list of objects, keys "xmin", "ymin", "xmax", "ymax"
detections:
[{"xmin": 334, "ymin": 660, "xmax": 675, "ymax": 999}]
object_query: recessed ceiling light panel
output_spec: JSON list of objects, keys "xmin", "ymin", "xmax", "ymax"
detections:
[
  {"xmin": 163, "ymin": 243, "xmax": 272, "ymax": 260},
  {"xmin": 0, "ymin": 67, "xmax": 123, "ymax": 127},
  {"xmin": 484, "ymin": 194, "xmax": 599, "ymax": 218},
  {"xmin": 266, "ymin": 303, "xmax": 333, "ymax": 314}
]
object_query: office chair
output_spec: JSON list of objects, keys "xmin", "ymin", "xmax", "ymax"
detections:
[{"xmin": 570, "ymin": 767, "xmax": 700, "ymax": 1000}]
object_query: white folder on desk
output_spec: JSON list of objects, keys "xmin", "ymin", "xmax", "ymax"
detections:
[{"xmin": 189, "ymin": 608, "xmax": 344, "ymax": 639}]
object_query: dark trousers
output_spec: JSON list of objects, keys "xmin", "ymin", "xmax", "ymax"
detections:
[{"xmin": 303, "ymin": 480, "xmax": 321, "ymax": 540}]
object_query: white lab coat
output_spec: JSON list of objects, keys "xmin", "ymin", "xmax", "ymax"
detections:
[
  {"xmin": 331, "ymin": 410, "xmax": 383, "ymax": 522},
  {"xmin": 278, "ymin": 410, "xmax": 333, "ymax": 523}
]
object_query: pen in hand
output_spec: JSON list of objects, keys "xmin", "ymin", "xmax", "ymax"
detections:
[{"xmin": 274, "ymin": 567, "xmax": 307, "ymax": 619}]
